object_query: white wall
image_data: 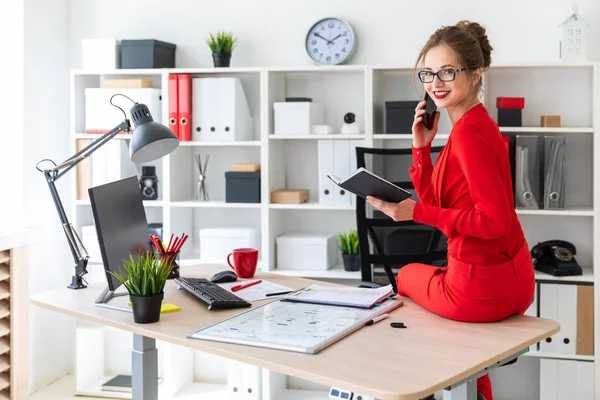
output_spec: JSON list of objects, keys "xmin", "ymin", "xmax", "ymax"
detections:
[
  {"xmin": 0, "ymin": 0, "xmax": 24, "ymax": 230},
  {"xmin": 69, "ymin": 0, "xmax": 600, "ymax": 68},
  {"xmin": 24, "ymin": 0, "xmax": 74, "ymax": 393}
]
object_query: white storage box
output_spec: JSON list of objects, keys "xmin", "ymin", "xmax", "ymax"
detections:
[
  {"xmin": 199, "ymin": 227, "xmax": 260, "ymax": 264},
  {"xmin": 81, "ymin": 39, "xmax": 120, "ymax": 70},
  {"xmin": 276, "ymin": 233, "xmax": 337, "ymax": 271},
  {"xmin": 81, "ymin": 225, "xmax": 101, "ymax": 262},
  {"xmin": 85, "ymin": 88, "xmax": 162, "ymax": 134},
  {"xmin": 273, "ymin": 102, "xmax": 324, "ymax": 136}
]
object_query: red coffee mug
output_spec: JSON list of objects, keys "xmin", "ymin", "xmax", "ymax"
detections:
[{"xmin": 227, "ymin": 248, "xmax": 258, "ymax": 278}]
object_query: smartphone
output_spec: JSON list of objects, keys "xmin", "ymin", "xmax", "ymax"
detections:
[{"xmin": 421, "ymin": 92, "xmax": 437, "ymax": 130}]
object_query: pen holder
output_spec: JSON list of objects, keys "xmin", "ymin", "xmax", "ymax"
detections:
[{"xmin": 159, "ymin": 251, "xmax": 180, "ymax": 279}]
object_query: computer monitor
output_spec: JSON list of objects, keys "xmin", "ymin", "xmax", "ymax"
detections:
[{"xmin": 88, "ymin": 175, "xmax": 151, "ymax": 311}]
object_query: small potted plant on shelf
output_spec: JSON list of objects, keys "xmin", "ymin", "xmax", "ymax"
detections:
[
  {"xmin": 206, "ymin": 30, "xmax": 238, "ymax": 68},
  {"xmin": 107, "ymin": 251, "xmax": 173, "ymax": 324},
  {"xmin": 338, "ymin": 229, "xmax": 360, "ymax": 272}
]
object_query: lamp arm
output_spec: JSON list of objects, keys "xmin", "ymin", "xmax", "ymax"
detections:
[
  {"xmin": 53, "ymin": 120, "xmax": 132, "ymax": 180},
  {"xmin": 40, "ymin": 119, "xmax": 132, "ymax": 289}
]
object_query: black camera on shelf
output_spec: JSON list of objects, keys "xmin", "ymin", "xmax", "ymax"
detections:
[{"xmin": 140, "ymin": 166, "xmax": 158, "ymax": 200}]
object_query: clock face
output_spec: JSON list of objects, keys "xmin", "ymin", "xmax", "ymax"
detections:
[{"xmin": 305, "ymin": 17, "xmax": 356, "ymax": 65}]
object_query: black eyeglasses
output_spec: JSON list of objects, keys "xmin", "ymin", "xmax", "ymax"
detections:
[{"xmin": 418, "ymin": 68, "xmax": 466, "ymax": 83}]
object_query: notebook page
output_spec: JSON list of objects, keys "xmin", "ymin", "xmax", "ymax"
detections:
[{"xmin": 285, "ymin": 284, "xmax": 394, "ymax": 307}]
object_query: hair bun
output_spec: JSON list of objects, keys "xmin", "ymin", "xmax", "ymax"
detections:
[{"xmin": 456, "ymin": 20, "xmax": 492, "ymax": 69}]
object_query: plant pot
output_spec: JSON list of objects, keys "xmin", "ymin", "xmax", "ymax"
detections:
[
  {"xmin": 342, "ymin": 254, "xmax": 360, "ymax": 272},
  {"xmin": 130, "ymin": 292, "xmax": 164, "ymax": 324},
  {"xmin": 212, "ymin": 52, "xmax": 231, "ymax": 67}
]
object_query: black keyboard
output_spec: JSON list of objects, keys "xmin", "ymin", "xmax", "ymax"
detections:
[{"xmin": 174, "ymin": 277, "xmax": 251, "ymax": 310}]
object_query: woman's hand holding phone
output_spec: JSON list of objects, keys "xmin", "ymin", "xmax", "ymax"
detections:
[{"xmin": 412, "ymin": 100, "xmax": 440, "ymax": 148}]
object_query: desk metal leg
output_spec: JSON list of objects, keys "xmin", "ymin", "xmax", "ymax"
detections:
[
  {"xmin": 441, "ymin": 348, "xmax": 528, "ymax": 400},
  {"xmin": 132, "ymin": 334, "xmax": 158, "ymax": 400},
  {"xmin": 442, "ymin": 379, "xmax": 478, "ymax": 400}
]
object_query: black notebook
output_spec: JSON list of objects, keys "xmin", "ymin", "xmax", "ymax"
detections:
[{"xmin": 327, "ymin": 167, "xmax": 412, "ymax": 203}]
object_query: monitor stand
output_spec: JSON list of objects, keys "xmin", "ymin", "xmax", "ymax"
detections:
[{"xmin": 94, "ymin": 286, "xmax": 131, "ymax": 313}]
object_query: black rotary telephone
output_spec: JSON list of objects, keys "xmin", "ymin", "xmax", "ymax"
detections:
[{"xmin": 531, "ymin": 240, "xmax": 582, "ymax": 276}]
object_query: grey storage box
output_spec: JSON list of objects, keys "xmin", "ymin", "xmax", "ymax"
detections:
[
  {"xmin": 225, "ymin": 171, "xmax": 261, "ymax": 203},
  {"xmin": 385, "ymin": 101, "xmax": 419, "ymax": 134},
  {"xmin": 120, "ymin": 39, "xmax": 176, "ymax": 69},
  {"xmin": 498, "ymin": 108, "xmax": 522, "ymax": 127}
]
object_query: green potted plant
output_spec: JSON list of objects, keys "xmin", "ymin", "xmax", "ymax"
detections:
[
  {"xmin": 107, "ymin": 251, "xmax": 173, "ymax": 324},
  {"xmin": 338, "ymin": 229, "xmax": 360, "ymax": 272},
  {"xmin": 206, "ymin": 30, "xmax": 238, "ymax": 67}
]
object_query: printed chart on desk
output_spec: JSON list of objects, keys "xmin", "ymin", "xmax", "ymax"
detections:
[{"xmin": 188, "ymin": 298, "xmax": 403, "ymax": 354}]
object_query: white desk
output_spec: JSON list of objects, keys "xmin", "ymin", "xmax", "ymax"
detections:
[{"xmin": 30, "ymin": 265, "xmax": 560, "ymax": 400}]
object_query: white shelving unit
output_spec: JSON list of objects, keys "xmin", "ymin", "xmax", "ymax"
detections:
[{"xmin": 63, "ymin": 61, "xmax": 599, "ymax": 399}]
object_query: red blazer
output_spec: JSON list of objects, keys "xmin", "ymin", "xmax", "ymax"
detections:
[{"xmin": 411, "ymin": 103, "xmax": 526, "ymax": 266}]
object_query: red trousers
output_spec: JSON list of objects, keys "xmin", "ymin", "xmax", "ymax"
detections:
[{"xmin": 396, "ymin": 241, "xmax": 535, "ymax": 400}]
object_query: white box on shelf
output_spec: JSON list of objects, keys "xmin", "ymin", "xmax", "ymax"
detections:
[
  {"xmin": 81, "ymin": 39, "xmax": 120, "ymax": 70},
  {"xmin": 191, "ymin": 77, "xmax": 254, "ymax": 142},
  {"xmin": 199, "ymin": 227, "xmax": 261, "ymax": 264},
  {"xmin": 276, "ymin": 233, "xmax": 337, "ymax": 271},
  {"xmin": 273, "ymin": 102, "xmax": 324, "ymax": 135},
  {"xmin": 85, "ymin": 88, "xmax": 162, "ymax": 134}
]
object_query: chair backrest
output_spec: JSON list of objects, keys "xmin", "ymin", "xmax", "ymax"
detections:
[{"xmin": 355, "ymin": 146, "xmax": 448, "ymax": 293}]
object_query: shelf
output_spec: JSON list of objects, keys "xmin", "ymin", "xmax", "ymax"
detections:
[
  {"xmin": 373, "ymin": 133, "xmax": 450, "ymax": 140},
  {"xmin": 71, "ymin": 68, "xmax": 164, "ymax": 76},
  {"xmin": 169, "ymin": 67, "xmax": 262, "ymax": 74},
  {"xmin": 271, "ymin": 264, "xmax": 361, "ymax": 280},
  {"xmin": 524, "ymin": 352, "xmax": 594, "ymax": 362},
  {"xmin": 269, "ymin": 202, "xmax": 354, "ymax": 211},
  {"xmin": 178, "ymin": 140, "xmax": 261, "ymax": 147},
  {"xmin": 75, "ymin": 199, "xmax": 165, "ymax": 207},
  {"xmin": 535, "ymin": 267, "xmax": 593, "ymax": 283},
  {"xmin": 269, "ymin": 134, "xmax": 365, "ymax": 140},
  {"xmin": 499, "ymin": 127, "xmax": 593, "ymax": 133},
  {"xmin": 516, "ymin": 208, "xmax": 594, "ymax": 216},
  {"xmin": 171, "ymin": 200, "xmax": 261, "ymax": 209}
]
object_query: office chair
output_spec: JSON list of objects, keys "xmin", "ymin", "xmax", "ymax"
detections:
[{"xmin": 353, "ymin": 146, "xmax": 448, "ymax": 292}]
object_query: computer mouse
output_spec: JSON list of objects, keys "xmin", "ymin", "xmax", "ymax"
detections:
[{"xmin": 210, "ymin": 270, "xmax": 238, "ymax": 283}]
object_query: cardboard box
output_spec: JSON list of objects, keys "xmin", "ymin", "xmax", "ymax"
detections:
[
  {"xmin": 541, "ymin": 115, "xmax": 561, "ymax": 127},
  {"xmin": 231, "ymin": 163, "xmax": 260, "ymax": 172},
  {"xmin": 270, "ymin": 189, "xmax": 309, "ymax": 204},
  {"xmin": 101, "ymin": 79, "xmax": 154, "ymax": 88}
]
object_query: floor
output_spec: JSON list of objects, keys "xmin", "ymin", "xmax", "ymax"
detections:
[{"xmin": 28, "ymin": 375, "xmax": 97, "ymax": 400}]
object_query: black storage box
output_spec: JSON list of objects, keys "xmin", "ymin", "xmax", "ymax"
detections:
[
  {"xmin": 498, "ymin": 108, "xmax": 522, "ymax": 127},
  {"xmin": 120, "ymin": 40, "xmax": 176, "ymax": 69},
  {"xmin": 385, "ymin": 101, "xmax": 419, "ymax": 133},
  {"xmin": 225, "ymin": 171, "xmax": 261, "ymax": 203}
]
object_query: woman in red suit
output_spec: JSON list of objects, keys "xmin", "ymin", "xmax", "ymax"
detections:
[{"xmin": 367, "ymin": 21, "xmax": 535, "ymax": 400}]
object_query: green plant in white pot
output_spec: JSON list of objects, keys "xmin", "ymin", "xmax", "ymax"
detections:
[
  {"xmin": 206, "ymin": 30, "xmax": 238, "ymax": 67},
  {"xmin": 338, "ymin": 229, "xmax": 360, "ymax": 272},
  {"xmin": 107, "ymin": 251, "xmax": 173, "ymax": 324}
]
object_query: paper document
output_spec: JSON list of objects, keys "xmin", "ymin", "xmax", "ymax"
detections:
[
  {"xmin": 219, "ymin": 280, "xmax": 296, "ymax": 301},
  {"xmin": 281, "ymin": 284, "xmax": 395, "ymax": 309}
]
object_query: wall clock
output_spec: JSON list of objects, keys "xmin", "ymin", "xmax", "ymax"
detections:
[{"xmin": 305, "ymin": 17, "xmax": 356, "ymax": 66}]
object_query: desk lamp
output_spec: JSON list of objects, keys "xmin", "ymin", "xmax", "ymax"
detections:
[{"xmin": 36, "ymin": 94, "xmax": 179, "ymax": 290}]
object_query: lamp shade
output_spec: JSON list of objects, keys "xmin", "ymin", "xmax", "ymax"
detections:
[{"xmin": 128, "ymin": 103, "xmax": 179, "ymax": 163}]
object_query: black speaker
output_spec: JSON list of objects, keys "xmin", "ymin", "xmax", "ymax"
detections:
[{"xmin": 140, "ymin": 166, "xmax": 158, "ymax": 200}]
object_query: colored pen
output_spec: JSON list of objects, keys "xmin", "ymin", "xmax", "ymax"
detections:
[
  {"xmin": 231, "ymin": 280, "xmax": 262, "ymax": 292},
  {"xmin": 266, "ymin": 290, "xmax": 295, "ymax": 297},
  {"xmin": 365, "ymin": 313, "xmax": 389, "ymax": 326}
]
